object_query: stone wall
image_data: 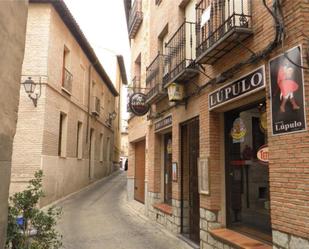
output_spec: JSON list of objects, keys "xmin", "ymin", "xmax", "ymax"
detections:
[
  {"xmin": 0, "ymin": 1, "xmax": 28, "ymax": 247},
  {"xmin": 273, "ymin": 230, "xmax": 309, "ymax": 249},
  {"xmin": 147, "ymin": 192, "xmax": 181, "ymax": 234}
]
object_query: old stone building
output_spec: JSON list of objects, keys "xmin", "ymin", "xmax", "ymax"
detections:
[
  {"xmin": 0, "ymin": 1, "xmax": 28, "ymax": 247},
  {"xmin": 125, "ymin": 0, "xmax": 309, "ymax": 248},
  {"xmin": 11, "ymin": 0, "xmax": 124, "ymax": 206}
]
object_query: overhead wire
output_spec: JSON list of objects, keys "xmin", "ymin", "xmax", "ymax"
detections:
[{"xmin": 148, "ymin": 0, "xmax": 289, "ymax": 118}]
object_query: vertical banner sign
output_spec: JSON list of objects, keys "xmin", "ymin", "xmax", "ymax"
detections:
[{"xmin": 269, "ymin": 46, "xmax": 307, "ymax": 135}]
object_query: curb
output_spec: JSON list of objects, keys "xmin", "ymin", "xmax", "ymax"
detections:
[
  {"xmin": 42, "ymin": 170, "xmax": 121, "ymax": 210},
  {"xmin": 125, "ymin": 200, "xmax": 195, "ymax": 249}
]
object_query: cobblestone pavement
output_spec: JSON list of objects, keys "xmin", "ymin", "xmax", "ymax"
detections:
[{"xmin": 56, "ymin": 171, "xmax": 193, "ymax": 249}]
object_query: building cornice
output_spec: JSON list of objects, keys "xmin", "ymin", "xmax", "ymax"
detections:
[{"xmin": 116, "ymin": 55, "xmax": 128, "ymax": 85}]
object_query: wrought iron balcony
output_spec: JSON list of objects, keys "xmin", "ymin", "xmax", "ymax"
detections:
[
  {"xmin": 62, "ymin": 67, "xmax": 73, "ymax": 93},
  {"xmin": 128, "ymin": 0, "xmax": 143, "ymax": 39},
  {"xmin": 196, "ymin": 0, "xmax": 252, "ymax": 64},
  {"xmin": 145, "ymin": 53, "xmax": 167, "ymax": 104},
  {"xmin": 127, "ymin": 76, "xmax": 145, "ymax": 113},
  {"xmin": 163, "ymin": 21, "xmax": 199, "ymax": 87}
]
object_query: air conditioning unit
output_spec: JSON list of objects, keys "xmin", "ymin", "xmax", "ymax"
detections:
[{"xmin": 92, "ymin": 96, "xmax": 100, "ymax": 116}]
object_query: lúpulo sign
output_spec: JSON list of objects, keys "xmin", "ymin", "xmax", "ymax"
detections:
[
  {"xmin": 129, "ymin": 93, "xmax": 150, "ymax": 116},
  {"xmin": 209, "ymin": 66, "xmax": 265, "ymax": 110},
  {"xmin": 269, "ymin": 46, "xmax": 307, "ymax": 135}
]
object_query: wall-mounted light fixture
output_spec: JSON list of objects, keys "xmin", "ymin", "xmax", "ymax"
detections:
[
  {"xmin": 22, "ymin": 76, "xmax": 41, "ymax": 107},
  {"xmin": 106, "ymin": 111, "xmax": 117, "ymax": 126},
  {"xmin": 167, "ymin": 82, "xmax": 184, "ymax": 102}
]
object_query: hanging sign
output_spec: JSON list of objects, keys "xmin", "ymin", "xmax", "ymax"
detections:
[
  {"xmin": 129, "ymin": 93, "xmax": 150, "ymax": 116},
  {"xmin": 257, "ymin": 145, "xmax": 269, "ymax": 164},
  {"xmin": 269, "ymin": 45, "xmax": 307, "ymax": 135},
  {"xmin": 208, "ymin": 66, "xmax": 265, "ymax": 110},
  {"xmin": 154, "ymin": 115, "xmax": 172, "ymax": 132}
]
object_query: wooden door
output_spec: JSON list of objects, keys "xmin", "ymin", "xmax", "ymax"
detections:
[
  {"xmin": 188, "ymin": 119, "xmax": 200, "ymax": 243},
  {"xmin": 134, "ymin": 140, "xmax": 146, "ymax": 203}
]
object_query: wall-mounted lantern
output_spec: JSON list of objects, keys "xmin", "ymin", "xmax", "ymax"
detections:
[
  {"xmin": 22, "ymin": 76, "xmax": 41, "ymax": 107},
  {"xmin": 106, "ymin": 111, "xmax": 117, "ymax": 126},
  {"xmin": 167, "ymin": 82, "xmax": 184, "ymax": 102}
]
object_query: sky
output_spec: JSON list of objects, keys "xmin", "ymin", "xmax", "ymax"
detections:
[{"xmin": 64, "ymin": 0, "xmax": 130, "ymax": 121}]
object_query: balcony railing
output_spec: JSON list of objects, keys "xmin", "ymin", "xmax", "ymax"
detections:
[
  {"xmin": 163, "ymin": 21, "xmax": 198, "ymax": 87},
  {"xmin": 62, "ymin": 68, "xmax": 73, "ymax": 93},
  {"xmin": 128, "ymin": 0, "xmax": 143, "ymax": 39},
  {"xmin": 196, "ymin": 0, "xmax": 252, "ymax": 64},
  {"xmin": 145, "ymin": 53, "xmax": 167, "ymax": 104},
  {"xmin": 127, "ymin": 76, "xmax": 145, "ymax": 113}
]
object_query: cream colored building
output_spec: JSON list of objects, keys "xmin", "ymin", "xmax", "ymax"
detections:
[
  {"xmin": 11, "ymin": 0, "xmax": 123, "ymax": 206},
  {"xmin": 113, "ymin": 56, "xmax": 128, "ymax": 170},
  {"xmin": 0, "ymin": 1, "xmax": 28, "ymax": 247}
]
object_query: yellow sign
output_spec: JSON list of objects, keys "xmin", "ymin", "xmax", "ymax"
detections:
[{"xmin": 231, "ymin": 118, "xmax": 246, "ymax": 143}]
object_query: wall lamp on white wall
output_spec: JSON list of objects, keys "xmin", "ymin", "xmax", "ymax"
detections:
[{"xmin": 22, "ymin": 76, "xmax": 42, "ymax": 107}]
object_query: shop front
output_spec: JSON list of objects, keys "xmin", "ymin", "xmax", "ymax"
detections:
[
  {"xmin": 199, "ymin": 65, "xmax": 274, "ymax": 248},
  {"xmin": 224, "ymin": 101, "xmax": 271, "ymax": 242}
]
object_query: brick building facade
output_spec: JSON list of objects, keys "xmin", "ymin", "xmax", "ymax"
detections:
[
  {"xmin": 11, "ymin": 0, "xmax": 125, "ymax": 206},
  {"xmin": 125, "ymin": 0, "xmax": 309, "ymax": 248}
]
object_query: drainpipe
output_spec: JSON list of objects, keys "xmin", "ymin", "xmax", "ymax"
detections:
[{"xmin": 86, "ymin": 64, "xmax": 92, "ymax": 143}]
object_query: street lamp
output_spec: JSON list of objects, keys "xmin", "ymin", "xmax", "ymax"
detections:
[
  {"xmin": 22, "ymin": 76, "xmax": 41, "ymax": 107},
  {"xmin": 106, "ymin": 111, "xmax": 117, "ymax": 126},
  {"xmin": 109, "ymin": 111, "xmax": 117, "ymax": 121}
]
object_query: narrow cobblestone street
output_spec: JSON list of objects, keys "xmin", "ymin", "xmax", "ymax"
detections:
[{"xmin": 56, "ymin": 171, "xmax": 192, "ymax": 249}]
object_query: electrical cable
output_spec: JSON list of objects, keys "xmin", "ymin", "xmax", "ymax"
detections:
[{"xmin": 148, "ymin": 0, "xmax": 285, "ymax": 118}]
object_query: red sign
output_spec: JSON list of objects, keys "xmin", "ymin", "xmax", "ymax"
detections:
[{"xmin": 257, "ymin": 145, "xmax": 269, "ymax": 164}]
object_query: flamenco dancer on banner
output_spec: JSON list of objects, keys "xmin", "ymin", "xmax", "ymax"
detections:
[{"xmin": 277, "ymin": 60, "xmax": 300, "ymax": 113}]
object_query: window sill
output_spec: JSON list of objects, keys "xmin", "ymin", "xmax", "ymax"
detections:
[
  {"xmin": 209, "ymin": 228, "xmax": 272, "ymax": 249},
  {"xmin": 61, "ymin": 87, "xmax": 72, "ymax": 96},
  {"xmin": 153, "ymin": 203, "xmax": 173, "ymax": 215}
]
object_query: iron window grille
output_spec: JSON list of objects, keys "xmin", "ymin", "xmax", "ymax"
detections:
[
  {"xmin": 128, "ymin": 0, "xmax": 143, "ymax": 39},
  {"xmin": 145, "ymin": 53, "xmax": 167, "ymax": 102}
]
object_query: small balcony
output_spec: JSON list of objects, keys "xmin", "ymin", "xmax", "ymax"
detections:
[
  {"xmin": 127, "ymin": 76, "xmax": 145, "ymax": 113},
  {"xmin": 163, "ymin": 21, "xmax": 199, "ymax": 87},
  {"xmin": 128, "ymin": 0, "xmax": 143, "ymax": 39},
  {"xmin": 196, "ymin": 0, "xmax": 252, "ymax": 64},
  {"xmin": 62, "ymin": 67, "xmax": 73, "ymax": 94},
  {"xmin": 145, "ymin": 53, "xmax": 167, "ymax": 104}
]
